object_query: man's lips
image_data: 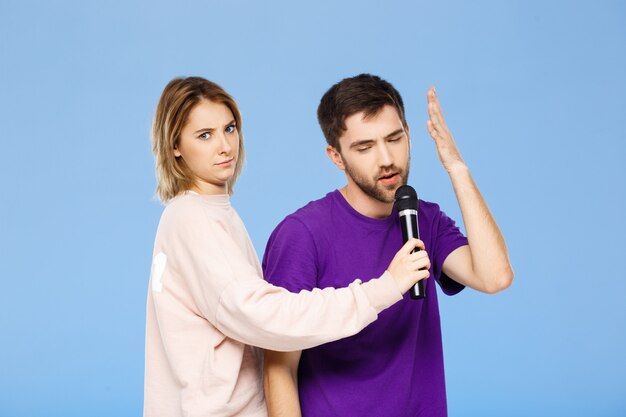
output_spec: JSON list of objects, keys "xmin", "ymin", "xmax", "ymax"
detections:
[
  {"xmin": 378, "ymin": 172, "xmax": 400, "ymax": 185},
  {"xmin": 378, "ymin": 172, "xmax": 399, "ymax": 181}
]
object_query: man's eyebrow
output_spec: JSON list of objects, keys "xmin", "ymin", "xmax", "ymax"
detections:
[
  {"xmin": 349, "ymin": 129, "xmax": 405, "ymax": 148},
  {"xmin": 384, "ymin": 129, "xmax": 405, "ymax": 139},
  {"xmin": 349, "ymin": 139, "xmax": 376, "ymax": 149}
]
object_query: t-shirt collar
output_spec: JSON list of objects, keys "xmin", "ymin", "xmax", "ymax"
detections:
[{"xmin": 331, "ymin": 189, "xmax": 397, "ymax": 229}]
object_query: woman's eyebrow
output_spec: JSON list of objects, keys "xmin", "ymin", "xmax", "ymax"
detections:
[{"xmin": 193, "ymin": 127, "xmax": 214, "ymax": 134}]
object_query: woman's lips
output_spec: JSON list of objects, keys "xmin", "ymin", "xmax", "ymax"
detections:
[{"xmin": 216, "ymin": 158, "xmax": 234, "ymax": 166}]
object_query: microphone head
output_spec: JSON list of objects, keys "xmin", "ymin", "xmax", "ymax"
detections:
[{"xmin": 394, "ymin": 185, "xmax": 418, "ymax": 211}]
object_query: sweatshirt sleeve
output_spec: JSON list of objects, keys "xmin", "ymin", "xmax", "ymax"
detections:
[{"xmin": 158, "ymin": 200, "xmax": 403, "ymax": 352}]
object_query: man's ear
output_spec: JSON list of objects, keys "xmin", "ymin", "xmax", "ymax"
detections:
[
  {"xmin": 326, "ymin": 145, "xmax": 345, "ymax": 171},
  {"xmin": 406, "ymin": 125, "xmax": 411, "ymax": 149}
]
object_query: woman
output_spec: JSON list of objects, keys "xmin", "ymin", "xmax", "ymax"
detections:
[{"xmin": 144, "ymin": 77, "xmax": 430, "ymax": 417}]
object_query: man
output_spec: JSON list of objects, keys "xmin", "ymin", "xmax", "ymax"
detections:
[{"xmin": 262, "ymin": 74, "xmax": 513, "ymax": 417}]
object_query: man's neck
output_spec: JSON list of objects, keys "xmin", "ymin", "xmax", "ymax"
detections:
[{"xmin": 339, "ymin": 186, "xmax": 393, "ymax": 219}]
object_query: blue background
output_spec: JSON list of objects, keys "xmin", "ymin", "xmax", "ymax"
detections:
[{"xmin": 1, "ymin": 0, "xmax": 625, "ymax": 416}]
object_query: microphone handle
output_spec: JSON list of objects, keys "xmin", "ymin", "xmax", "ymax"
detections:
[
  {"xmin": 409, "ymin": 250, "xmax": 425, "ymax": 299},
  {"xmin": 400, "ymin": 211, "xmax": 425, "ymax": 300}
]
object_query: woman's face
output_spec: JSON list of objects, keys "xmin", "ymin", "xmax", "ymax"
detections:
[{"xmin": 175, "ymin": 99, "xmax": 239, "ymax": 195}]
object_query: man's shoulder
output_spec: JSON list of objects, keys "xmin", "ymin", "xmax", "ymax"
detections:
[
  {"xmin": 279, "ymin": 190, "xmax": 338, "ymax": 227},
  {"xmin": 264, "ymin": 191, "xmax": 340, "ymax": 252},
  {"xmin": 418, "ymin": 198, "xmax": 462, "ymax": 227},
  {"xmin": 262, "ymin": 192, "xmax": 339, "ymax": 286},
  {"xmin": 418, "ymin": 198, "xmax": 442, "ymax": 213},
  {"xmin": 418, "ymin": 198, "xmax": 444, "ymax": 221}
]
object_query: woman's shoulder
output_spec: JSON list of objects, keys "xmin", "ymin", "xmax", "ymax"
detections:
[
  {"xmin": 166, "ymin": 192, "xmax": 206, "ymax": 211},
  {"xmin": 160, "ymin": 192, "xmax": 199, "ymax": 214},
  {"xmin": 161, "ymin": 192, "xmax": 231, "ymax": 227},
  {"xmin": 159, "ymin": 193, "xmax": 212, "ymax": 227}
]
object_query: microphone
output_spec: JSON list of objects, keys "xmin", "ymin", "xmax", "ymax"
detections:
[{"xmin": 394, "ymin": 185, "xmax": 424, "ymax": 300}]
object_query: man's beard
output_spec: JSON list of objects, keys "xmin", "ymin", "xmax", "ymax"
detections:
[{"xmin": 343, "ymin": 158, "xmax": 410, "ymax": 204}]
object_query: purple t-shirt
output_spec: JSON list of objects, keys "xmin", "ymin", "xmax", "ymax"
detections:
[{"xmin": 262, "ymin": 190, "xmax": 468, "ymax": 417}]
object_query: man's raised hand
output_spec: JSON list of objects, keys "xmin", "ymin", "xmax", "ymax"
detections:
[{"xmin": 426, "ymin": 86, "xmax": 466, "ymax": 173}]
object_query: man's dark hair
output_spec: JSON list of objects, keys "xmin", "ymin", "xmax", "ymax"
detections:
[{"xmin": 317, "ymin": 74, "xmax": 407, "ymax": 150}]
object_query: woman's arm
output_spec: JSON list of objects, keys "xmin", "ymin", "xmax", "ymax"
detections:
[{"xmin": 154, "ymin": 199, "xmax": 428, "ymax": 351}]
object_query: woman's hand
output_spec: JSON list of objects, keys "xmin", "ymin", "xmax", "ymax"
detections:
[{"xmin": 386, "ymin": 238, "xmax": 431, "ymax": 293}]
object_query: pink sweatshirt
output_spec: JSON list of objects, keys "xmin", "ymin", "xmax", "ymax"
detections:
[{"xmin": 144, "ymin": 192, "xmax": 403, "ymax": 417}]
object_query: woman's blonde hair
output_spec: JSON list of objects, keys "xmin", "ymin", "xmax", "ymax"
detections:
[{"xmin": 151, "ymin": 77, "xmax": 245, "ymax": 202}]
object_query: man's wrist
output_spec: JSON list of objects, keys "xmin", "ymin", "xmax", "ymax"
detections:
[{"xmin": 446, "ymin": 161, "xmax": 469, "ymax": 176}]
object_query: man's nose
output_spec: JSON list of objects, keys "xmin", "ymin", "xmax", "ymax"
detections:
[{"xmin": 377, "ymin": 143, "xmax": 393, "ymax": 167}]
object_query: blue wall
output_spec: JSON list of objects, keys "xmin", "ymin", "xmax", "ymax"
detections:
[{"xmin": 1, "ymin": 1, "xmax": 624, "ymax": 415}]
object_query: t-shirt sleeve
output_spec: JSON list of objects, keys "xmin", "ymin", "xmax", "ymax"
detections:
[
  {"xmin": 262, "ymin": 217, "xmax": 318, "ymax": 292},
  {"xmin": 154, "ymin": 202, "xmax": 402, "ymax": 352},
  {"xmin": 432, "ymin": 207, "xmax": 469, "ymax": 296}
]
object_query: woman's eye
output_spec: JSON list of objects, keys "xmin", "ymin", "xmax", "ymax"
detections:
[
  {"xmin": 199, "ymin": 132, "xmax": 211, "ymax": 140},
  {"xmin": 225, "ymin": 124, "xmax": 236, "ymax": 134}
]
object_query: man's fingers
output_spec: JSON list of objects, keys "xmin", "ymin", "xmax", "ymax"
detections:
[
  {"xmin": 426, "ymin": 120, "xmax": 439, "ymax": 140},
  {"xmin": 426, "ymin": 87, "xmax": 445, "ymax": 138},
  {"xmin": 426, "ymin": 86, "xmax": 436, "ymax": 104},
  {"xmin": 429, "ymin": 100, "xmax": 445, "ymax": 128},
  {"xmin": 427, "ymin": 87, "xmax": 448, "ymax": 128}
]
